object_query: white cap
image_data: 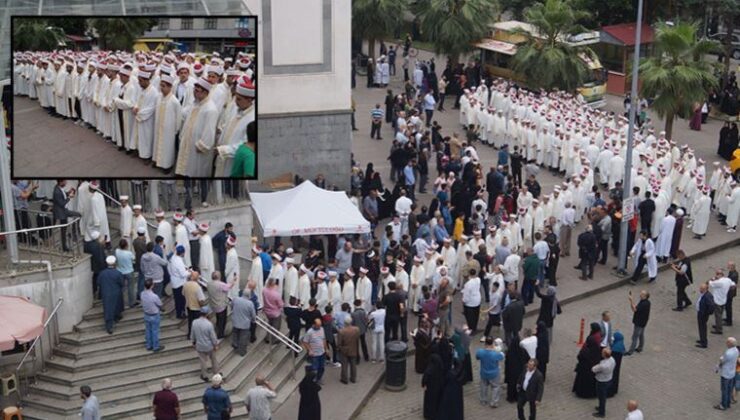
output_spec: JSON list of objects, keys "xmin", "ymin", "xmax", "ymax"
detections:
[
  {"xmin": 90, "ymin": 230, "xmax": 101, "ymax": 240},
  {"xmin": 106, "ymin": 256, "xmax": 116, "ymax": 265}
]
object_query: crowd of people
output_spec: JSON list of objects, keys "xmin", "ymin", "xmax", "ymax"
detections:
[{"xmin": 13, "ymin": 49, "xmax": 257, "ymax": 178}]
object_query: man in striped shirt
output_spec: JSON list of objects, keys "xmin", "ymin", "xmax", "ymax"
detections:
[{"xmin": 370, "ymin": 104, "xmax": 384, "ymax": 140}]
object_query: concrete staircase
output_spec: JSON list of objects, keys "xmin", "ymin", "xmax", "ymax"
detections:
[{"xmin": 20, "ymin": 299, "xmax": 304, "ymax": 419}]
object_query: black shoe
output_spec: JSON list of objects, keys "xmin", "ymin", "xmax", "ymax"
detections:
[
  {"xmin": 695, "ymin": 344, "xmax": 708, "ymax": 348},
  {"xmin": 106, "ymin": 329, "xmax": 113, "ymax": 335},
  {"xmin": 711, "ymin": 330, "xmax": 723, "ymax": 335},
  {"xmin": 723, "ymin": 321, "xmax": 732, "ymax": 326},
  {"xmin": 635, "ymin": 348, "xmax": 642, "ymax": 353},
  {"xmin": 648, "ymin": 277, "xmax": 656, "ymax": 283},
  {"xmin": 340, "ymin": 379, "xmax": 349, "ymax": 384},
  {"xmin": 672, "ymin": 307, "xmax": 683, "ymax": 311},
  {"xmin": 592, "ymin": 413, "xmax": 605, "ymax": 418},
  {"xmin": 201, "ymin": 376, "xmax": 209, "ymax": 382},
  {"xmin": 153, "ymin": 345, "xmax": 165, "ymax": 352},
  {"xmin": 624, "ymin": 351, "xmax": 633, "ymax": 356}
]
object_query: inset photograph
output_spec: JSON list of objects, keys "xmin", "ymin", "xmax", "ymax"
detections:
[{"xmin": 12, "ymin": 16, "xmax": 257, "ymax": 179}]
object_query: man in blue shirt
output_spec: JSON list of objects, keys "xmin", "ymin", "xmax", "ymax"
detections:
[
  {"xmin": 403, "ymin": 160, "xmax": 417, "ymax": 201},
  {"xmin": 259, "ymin": 249, "xmax": 272, "ymax": 283},
  {"xmin": 423, "ymin": 92, "xmax": 436, "ymax": 127},
  {"xmin": 476, "ymin": 336, "xmax": 505, "ymax": 408},
  {"xmin": 211, "ymin": 222, "xmax": 235, "ymax": 278},
  {"xmin": 202, "ymin": 374, "xmax": 231, "ymax": 420}
]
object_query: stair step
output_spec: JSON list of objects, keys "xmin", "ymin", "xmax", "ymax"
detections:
[
  {"xmin": 54, "ymin": 327, "xmax": 186, "ymax": 359},
  {"xmin": 60, "ymin": 316, "xmax": 184, "ymax": 345},
  {"xmin": 73, "ymin": 308, "xmax": 176, "ymax": 334},
  {"xmin": 82, "ymin": 297, "xmax": 174, "ymax": 322},
  {"xmin": 46, "ymin": 339, "xmax": 194, "ymax": 373}
]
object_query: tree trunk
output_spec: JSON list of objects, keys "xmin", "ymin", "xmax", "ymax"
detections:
[
  {"xmin": 664, "ymin": 111, "xmax": 675, "ymax": 140},
  {"xmin": 722, "ymin": 16, "xmax": 735, "ymax": 88},
  {"xmin": 368, "ymin": 38, "xmax": 376, "ymax": 59}
]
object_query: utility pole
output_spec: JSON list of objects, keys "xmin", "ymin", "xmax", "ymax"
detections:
[{"xmin": 617, "ymin": 0, "xmax": 644, "ymax": 275}]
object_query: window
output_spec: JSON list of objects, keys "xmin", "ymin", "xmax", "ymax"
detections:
[
  {"xmin": 236, "ymin": 17, "xmax": 250, "ymax": 29},
  {"xmin": 158, "ymin": 18, "xmax": 169, "ymax": 30},
  {"xmin": 181, "ymin": 18, "xmax": 193, "ymax": 30},
  {"xmin": 205, "ymin": 18, "xmax": 217, "ymax": 30}
]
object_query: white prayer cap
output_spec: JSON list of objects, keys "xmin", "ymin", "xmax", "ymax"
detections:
[
  {"xmin": 226, "ymin": 236, "xmax": 237, "ymax": 247},
  {"xmin": 235, "ymin": 80, "xmax": 255, "ymax": 98},
  {"xmin": 144, "ymin": 63, "xmax": 156, "ymax": 72},
  {"xmin": 300, "ymin": 264, "xmax": 309, "ymax": 272},
  {"xmin": 195, "ymin": 77, "xmax": 212, "ymax": 92},
  {"xmin": 119, "ymin": 195, "xmax": 129, "ymax": 201},
  {"xmin": 413, "ymin": 256, "xmax": 423, "ymax": 263},
  {"xmin": 98, "ymin": 63, "xmax": 108, "ymax": 70},
  {"xmin": 106, "ymin": 256, "xmax": 116, "ymax": 265},
  {"xmin": 89, "ymin": 181, "xmax": 99, "ymax": 190},
  {"xmin": 198, "ymin": 222, "xmax": 210, "ymax": 232},
  {"xmin": 137, "ymin": 226, "xmax": 146, "ymax": 234},
  {"xmin": 155, "ymin": 210, "xmax": 165, "ymax": 217},
  {"xmin": 238, "ymin": 59, "xmax": 250, "ymax": 69},
  {"xmin": 285, "ymin": 257, "xmax": 295, "ymax": 264},
  {"xmin": 380, "ymin": 267, "xmax": 389, "ymax": 274},
  {"xmin": 286, "ymin": 248, "xmax": 294, "ymax": 254},
  {"xmin": 133, "ymin": 204, "xmax": 142, "ymax": 210},
  {"xmin": 160, "ymin": 64, "xmax": 173, "ymax": 74},
  {"xmin": 211, "ymin": 374, "xmax": 223, "ymax": 385},
  {"xmin": 90, "ymin": 230, "xmax": 101, "ymax": 240},
  {"xmin": 207, "ymin": 65, "xmax": 224, "ymax": 76},
  {"xmin": 328, "ymin": 270, "xmax": 338, "ymax": 277},
  {"xmin": 177, "ymin": 62, "xmax": 190, "ymax": 72},
  {"xmin": 193, "ymin": 63, "xmax": 204, "ymax": 73},
  {"xmin": 271, "ymin": 253, "xmax": 282, "ymax": 261},
  {"xmin": 137, "ymin": 71, "xmax": 151, "ymax": 79},
  {"xmin": 252, "ymin": 245, "xmax": 261, "ymax": 254},
  {"xmin": 119, "ymin": 68, "xmax": 131, "ymax": 77},
  {"xmin": 225, "ymin": 68, "xmax": 241, "ymax": 77},
  {"xmin": 160, "ymin": 74, "xmax": 175, "ymax": 85},
  {"xmin": 317, "ymin": 271, "xmax": 327, "ymax": 279},
  {"xmin": 346, "ymin": 268, "xmax": 355, "ymax": 277},
  {"xmin": 359, "ymin": 267, "xmax": 369, "ymax": 274},
  {"xmin": 108, "ymin": 65, "xmax": 120, "ymax": 71},
  {"xmin": 173, "ymin": 213, "xmax": 184, "ymax": 221}
]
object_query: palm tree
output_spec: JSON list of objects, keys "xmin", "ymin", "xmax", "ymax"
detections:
[
  {"xmin": 352, "ymin": 0, "xmax": 408, "ymax": 59},
  {"xmin": 638, "ymin": 22, "xmax": 718, "ymax": 138},
  {"xmin": 509, "ymin": 0, "xmax": 592, "ymax": 92},
  {"xmin": 412, "ymin": 0, "xmax": 499, "ymax": 65},
  {"xmin": 13, "ymin": 19, "xmax": 66, "ymax": 51}
]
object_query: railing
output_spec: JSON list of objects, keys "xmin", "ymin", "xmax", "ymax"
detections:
[
  {"xmin": 15, "ymin": 297, "xmax": 64, "ymax": 406},
  {"xmin": 2, "ymin": 211, "xmax": 83, "ymax": 270},
  {"xmin": 254, "ymin": 315, "xmax": 303, "ymax": 379}
]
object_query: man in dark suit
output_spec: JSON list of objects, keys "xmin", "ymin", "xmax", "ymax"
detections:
[
  {"xmin": 637, "ymin": 191, "xmax": 655, "ymax": 236},
  {"xmin": 486, "ymin": 166, "xmax": 504, "ymax": 212},
  {"xmin": 517, "ymin": 358, "xmax": 544, "ymax": 420},
  {"xmin": 336, "ymin": 315, "xmax": 360, "ymax": 384},
  {"xmin": 53, "ymin": 180, "xmax": 82, "ymax": 252},
  {"xmin": 696, "ymin": 282, "xmax": 715, "ymax": 348},
  {"xmin": 576, "ymin": 225, "xmax": 597, "ymax": 280},
  {"xmin": 502, "ymin": 291, "xmax": 525, "ymax": 344}
]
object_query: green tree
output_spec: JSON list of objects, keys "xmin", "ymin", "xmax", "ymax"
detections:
[
  {"xmin": 638, "ymin": 22, "xmax": 718, "ymax": 138},
  {"xmin": 12, "ymin": 19, "xmax": 66, "ymax": 51},
  {"xmin": 509, "ymin": 0, "xmax": 592, "ymax": 92},
  {"xmin": 710, "ymin": 0, "xmax": 740, "ymax": 87},
  {"xmin": 412, "ymin": 0, "xmax": 499, "ymax": 64},
  {"xmin": 89, "ymin": 18, "xmax": 156, "ymax": 51},
  {"xmin": 499, "ymin": 0, "xmax": 530, "ymax": 20},
  {"xmin": 572, "ymin": 0, "xmax": 635, "ymax": 27},
  {"xmin": 352, "ymin": 0, "xmax": 407, "ymax": 59}
]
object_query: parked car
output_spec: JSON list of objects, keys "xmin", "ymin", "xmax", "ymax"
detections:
[{"xmin": 709, "ymin": 32, "xmax": 740, "ymax": 60}]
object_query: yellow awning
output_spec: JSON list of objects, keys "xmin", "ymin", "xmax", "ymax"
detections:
[{"xmin": 475, "ymin": 39, "xmax": 518, "ymax": 56}]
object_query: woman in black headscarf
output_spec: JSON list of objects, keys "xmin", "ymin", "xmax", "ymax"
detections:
[
  {"xmin": 719, "ymin": 122, "xmax": 732, "ymax": 160},
  {"xmin": 298, "ymin": 366, "xmax": 321, "ymax": 420},
  {"xmin": 505, "ymin": 335, "xmax": 527, "ymax": 402},
  {"xmin": 422, "ymin": 353, "xmax": 446, "ymax": 419},
  {"xmin": 438, "ymin": 362, "xmax": 465, "ymax": 420},
  {"xmin": 572, "ymin": 322, "xmax": 603, "ymax": 398},
  {"xmin": 414, "ymin": 318, "xmax": 434, "ymax": 374},
  {"xmin": 535, "ymin": 320, "xmax": 551, "ymax": 380}
]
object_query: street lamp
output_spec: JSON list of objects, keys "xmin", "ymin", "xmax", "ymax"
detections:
[{"xmin": 617, "ymin": 0, "xmax": 645, "ymax": 275}]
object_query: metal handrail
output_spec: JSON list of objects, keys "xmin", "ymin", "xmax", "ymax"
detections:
[
  {"xmin": 0, "ymin": 216, "xmax": 81, "ymax": 237},
  {"xmin": 15, "ymin": 297, "xmax": 64, "ymax": 405},
  {"xmin": 254, "ymin": 315, "xmax": 303, "ymax": 354}
]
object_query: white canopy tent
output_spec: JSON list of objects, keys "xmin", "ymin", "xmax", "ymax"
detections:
[{"xmin": 250, "ymin": 180, "xmax": 371, "ymax": 237}]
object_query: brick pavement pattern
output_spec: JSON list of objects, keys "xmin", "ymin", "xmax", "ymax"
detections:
[{"xmin": 13, "ymin": 96, "xmax": 165, "ymax": 178}]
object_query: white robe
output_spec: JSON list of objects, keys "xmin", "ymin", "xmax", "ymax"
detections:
[
  {"xmin": 215, "ymin": 105, "xmax": 255, "ymax": 176},
  {"xmin": 297, "ymin": 274, "xmax": 312, "ymax": 309},
  {"xmin": 88, "ymin": 192, "xmax": 110, "ymax": 242},
  {"xmin": 133, "ymin": 84, "xmax": 159, "ymax": 159},
  {"xmin": 157, "ymin": 220, "xmax": 174, "ymax": 252},
  {"xmin": 342, "ymin": 278, "xmax": 355, "ymax": 305},
  {"xmin": 283, "ymin": 266, "xmax": 299, "ymax": 302},
  {"xmin": 250, "ymin": 256, "xmax": 264, "ymax": 307},
  {"xmin": 175, "ymin": 98, "xmax": 219, "ymax": 177},
  {"xmin": 133, "ymin": 214, "xmax": 151, "ymax": 243},
  {"xmin": 356, "ymin": 276, "xmax": 373, "ymax": 313},
  {"xmin": 199, "ymin": 234, "xmax": 215, "ymax": 282},
  {"xmin": 690, "ymin": 194, "xmax": 711, "ymax": 235},
  {"xmin": 225, "ymin": 248, "xmax": 241, "ymax": 299},
  {"xmin": 113, "ymin": 81, "xmax": 138, "ymax": 151},
  {"xmin": 269, "ymin": 264, "xmax": 285, "ymax": 297},
  {"xmin": 728, "ymin": 187, "xmax": 740, "ymax": 228},
  {"xmin": 328, "ymin": 280, "xmax": 342, "ymax": 310},
  {"xmin": 120, "ymin": 205, "xmax": 133, "ymax": 239},
  {"xmin": 655, "ymin": 215, "xmax": 675, "ymax": 258},
  {"xmin": 53, "ymin": 69, "xmax": 69, "ymax": 117},
  {"xmin": 108, "ymin": 78, "xmax": 123, "ymax": 145},
  {"xmin": 409, "ymin": 265, "xmax": 425, "ymax": 312},
  {"xmin": 630, "ymin": 238, "xmax": 657, "ymax": 278},
  {"xmin": 174, "ymin": 224, "xmax": 191, "ymax": 267},
  {"xmin": 153, "ymin": 93, "xmax": 182, "ymax": 169},
  {"xmin": 316, "ymin": 283, "xmax": 329, "ymax": 314}
]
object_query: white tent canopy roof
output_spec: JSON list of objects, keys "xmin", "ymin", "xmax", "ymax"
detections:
[{"xmin": 250, "ymin": 180, "xmax": 371, "ymax": 237}]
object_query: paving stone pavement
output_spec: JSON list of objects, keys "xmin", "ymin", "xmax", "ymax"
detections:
[
  {"xmin": 356, "ymin": 245, "xmax": 740, "ymax": 420},
  {"xmin": 13, "ymin": 96, "xmax": 167, "ymax": 178}
]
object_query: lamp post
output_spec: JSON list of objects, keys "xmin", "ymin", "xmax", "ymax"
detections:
[{"xmin": 617, "ymin": 0, "xmax": 645, "ymax": 274}]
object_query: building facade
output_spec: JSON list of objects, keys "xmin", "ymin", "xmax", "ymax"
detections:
[{"xmin": 141, "ymin": 17, "xmax": 256, "ymax": 55}]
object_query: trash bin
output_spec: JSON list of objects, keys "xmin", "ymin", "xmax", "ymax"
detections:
[{"xmin": 384, "ymin": 340, "xmax": 407, "ymax": 391}]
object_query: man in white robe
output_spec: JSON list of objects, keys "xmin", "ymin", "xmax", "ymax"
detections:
[
  {"xmin": 175, "ymin": 78, "xmax": 219, "ymax": 177},
  {"xmin": 88, "ymin": 182, "xmax": 110, "ymax": 246},
  {"xmin": 377, "ymin": 268, "xmax": 396, "ymax": 300},
  {"xmin": 132, "ymin": 204, "xmax": 150, "ymax": 243},
  {"xmin": 198, "ymin": 223, "xmax": 215, "ymax": 283},
  {"xmin": 153, "ymin": 74, "xmax": 182, "ymax": 171},
  {"xmin": 113, "ymin": 67, "xmax": 138, "ymax": 152},
  {"xmin": 409, "ymin": 256, "xmax": 425, "ymax": 312},
  {"xmin": 327, "ymin": 271, "xmax": 342, "ymax": 311},
  {"xmin": 249, "ymin": 246, "xmax": 265, "ymax": 307},
  {"xmin": 315, "ymin": 271, "xmax": 330, "ymax": 314},
  {"xmin": 689, "ymin": 187, "xmax": 711, "ymax": 238},
  {"xmin": 655, "ymin": 210, "xmax": 676, "ymax": 262},
  {"xmin": 355, "ymin": 267, "xmax": 373, "ymax": 313},
  {"xmin": 630, "ymin": 231, "xmax": 658, "ymax": 283},
  {"xmin": 215, "ymin": 80, "xmax": 256, "ymax": 177},
  {"xmin": 155, "ymin": 210, "xmax": 174, "ymax": 252},
  {"xmin": 173, "ymin": 213, "xmax": 191, "ymax": 267},
  {"xmin": 224, "ymin": 236, "xmax": 241, "ymax": 299},
  {"xmin": 53, "ymin": 62, "xmax": 69, "ymax": 117},
  {"xmin": 269, "ymin": 253, "xmax": 285, "ymax": 298},
  {"xmin": 342, "ymin": 269, "xmax": 356, "ymax": 305},
  {"xmin": 132, "ymin": 71, "xmax": 159, "ymax": 159},
  {"xmin": 119, "ymin": 195, "xmax": 133, "ymax": 241},
  {"xmin": 283, "ymin": 258, "xmax": 299, "ymax": 303},
  {"xmin": 727, "ymin": 182, "xmax": 740, "ymax": 232},
  {"xmin": 297, "ymin": 265, "xmax": 312, "ymax": 309},
  {"xmin": 94, "ymin": 65, "xmax": 110, "ymax": 135},
  {"xmin": 106, "ymin": 66, "xmax": 123, "ymax": 143},
  {"xmin": 174, "ymin": 63, "xmax": 196, "ymax": 108}
]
